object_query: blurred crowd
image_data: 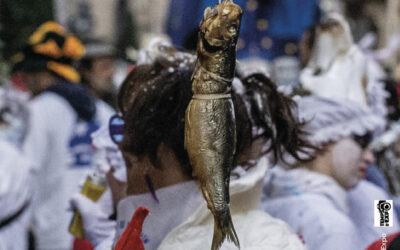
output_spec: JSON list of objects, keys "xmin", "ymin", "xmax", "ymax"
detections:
[{"xmin": 2, "ymin": 0, "xmax": 400, "ymax": 249}]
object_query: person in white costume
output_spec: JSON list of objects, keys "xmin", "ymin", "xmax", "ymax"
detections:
[
  {"xmin": 0, "ymin": 141, "xmax": 34, "ymax": 250},
  {"xmin": 0, "ymin": 86, "xmax": 34, "ymax": 250},
  {"xmin": 300, "ymin": 13, "xmax": 387, "ymax": 117},
  {"xmin": 262, "ymin": 96, "xmax": 399, "ymax": 250},
  {"xmin": 12, "ymin": 21, "xmax": 113, "ymax": 249}
]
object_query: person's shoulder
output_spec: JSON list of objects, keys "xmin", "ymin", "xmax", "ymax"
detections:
[
  {"xmin": 28, "ymin": 92, "xmax": 76, "ymax": 130},
  {"xmin": 283, "ymin": 195, "xmax": 362, "ymax": 249},
  {"xmin": 266, "ymin": 193, "xmax": 355, "ymax": 234},
  {"xmin": 349, "ymin": 179, "xmax": 388, "ymax": 197},
  {"xmin": 30, "ymin": 92, "xmax": 73, "ymax": 113},
  {"xmin": 227, "ymin": 210, "xmax": 306, "ymax": 250},
  {"xmin": 296, "ymin": 195, "xmax": 360, "ymax": 243},
  {"xmin": 159, "ymin": 209, "xmax": 306, "ymax": 250},
  {"xmin": 263, "ymin": 191, "xmax": 328, "ymax": 217},
  {"xmin": 299, "ymin": 194, "xmax": 354, "ymax": 229}
]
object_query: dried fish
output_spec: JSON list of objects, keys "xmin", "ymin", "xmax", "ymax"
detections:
[{"xmin": 184, "ymin": 1, "xmax": 243, "ymax": 249}]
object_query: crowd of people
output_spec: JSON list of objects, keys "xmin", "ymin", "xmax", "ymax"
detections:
[{"xmin": 2, "ymin": 0, "xmax": 400, "ymax": 250}]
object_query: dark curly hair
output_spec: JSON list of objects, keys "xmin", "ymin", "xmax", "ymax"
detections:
[
  {"xmin": 118, "ymin": 56, "xmax": 256, "ymax": 177},
  {"xmin": 118, "ymin": 61, "xmax": 313, "ymax": 177},
  {"xmin": 240, "ymin": 73, "xmax": 315, "ymax": 164},
  {"xmin": 118, "ymin": 59, "xmax": 192, "ymax": 176}
]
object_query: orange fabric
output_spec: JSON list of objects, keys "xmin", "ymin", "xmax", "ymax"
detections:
[
  {"xmin": 47, "ymin": 61, "xmax": 81, "ymax": 83},
  {"xmin": 115, "ymin": 207, "xmax": 150, "ymax": 250},
  {"xmin": 29, "ymin": 21, "xmax": 65, "ymax": 45},
  {"xmin": 29, "ymin": 21, "xmax": 84, "ymax": 61},
  {"xmin": 33, "ymin": 40, "xmax": 63, "ymax": 59},
  {"xmin": 63, "ymin": 36, "xmax": 85, "ymax": 60}
]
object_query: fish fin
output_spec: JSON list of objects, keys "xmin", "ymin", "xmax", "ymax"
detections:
[{"xmin": 211, "ymin": 211, "xmax": 240, "ymax": 250}]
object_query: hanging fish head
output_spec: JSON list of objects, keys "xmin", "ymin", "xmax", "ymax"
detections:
[{"xmin": 200, "ymin": 0, "xmax": 243, "ymax": 51}]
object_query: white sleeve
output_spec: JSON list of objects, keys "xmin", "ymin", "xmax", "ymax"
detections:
[
  {"xmin": 70, "ymin": 193, "xmax": 116, "ymax": 248},
  {"xmin": 23, "ymin": 99, "xmax": 50, "ymax": 171}
]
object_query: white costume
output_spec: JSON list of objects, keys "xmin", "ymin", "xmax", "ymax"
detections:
[
  {"xmin": 24, "ymin": 91, "xmax": 113, "ymax": 250},
  {"xmin": 114, "ymin": 157, "xmax": 306, "ymax": 250},
  {"xmin": 263, "ymin": 166, "xmax": 362, "ymax": 250},
  {"xmin": 263, "ymin": 167, "xmax": 399, "ymax": 250},
  {"xmin": 300, "ymin": 13, "xmax": 387, "ymax": 117},
  {"xmin": 263, "ymin": 96, "xmax": 393, "ymax": 250},
  {"xmin": 0, "ymin": 141, "xmax": 34, "ymax": 250},
  {"xmin": 0, "ymin": 86, "xmax": 32, "ymax": 250}
]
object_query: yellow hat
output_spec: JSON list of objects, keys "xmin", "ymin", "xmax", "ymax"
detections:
[{"xmin": 12, "ymin": 21, "xmax": 85, "ymax": 83}]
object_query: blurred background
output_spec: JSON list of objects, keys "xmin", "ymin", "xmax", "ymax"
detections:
[
  {"xmin": 3, "ymin": 1, "xmax": 400, "ymax": 249},
  {"xmin": 1, "ymin": 0, "xmax": 400, "ymax": 87}
]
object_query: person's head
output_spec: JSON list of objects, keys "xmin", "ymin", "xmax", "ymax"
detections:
[
  {"xmin": 330, "ymin": 135, "xmax": 374, "ymax": 188},
  {"xmin": 117, "ymin": 49, "xmax": 200, "ymax": 194},
  {"xmin": 118, "ymin": 58, "xmax": 194, "ymax": 180},
  {"xmin": 118, "ymin": 46, "xmax": 314, "ymax": 193},
  {"xmin": 79, "ymin": 40, "xmax": 116, "ymax": 98},
  {"xmin": 11, "ymin": 21, "xmax": 84, "ymax": 96},
  {"xmin": 308, "ymin": 13, "xmax": 353, "ymax": 74},
  {"xmin": 297, "ymin": 96, "xmax": 384, "ymax": 189}
]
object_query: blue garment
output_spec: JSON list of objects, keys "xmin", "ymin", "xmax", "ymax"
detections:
[
  {"xmin": 68, "ymin": 118, "xmax": 99, "ymax": 168},
  {"xmin": 46, "ymin": 81, "xmax": 96, "ymax": 121},
  {"xmin": 166, "ymin": 0, "xmax": 320, "ymax": 60}
]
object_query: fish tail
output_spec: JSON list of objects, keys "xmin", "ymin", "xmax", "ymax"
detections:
[{"xmin": 211, "ymin": 210, "xmax": 240, "ymax": 250}]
